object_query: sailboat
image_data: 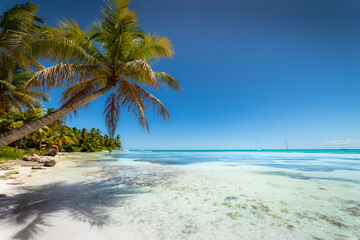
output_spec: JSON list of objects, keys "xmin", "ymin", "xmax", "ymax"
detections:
[
  {"xmin": 285, "ymin": 137, "xmax": 289, "ymax": 151},
  {"xmin": 340, "ymin": 141, "xmax": 346, "ymax": 151}
]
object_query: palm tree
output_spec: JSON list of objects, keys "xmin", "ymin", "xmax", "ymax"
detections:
[
  {"xmin": 47, "ymin": 126, "xmax": 77, "ymax": 150},
  {"xmin": 114, "ymin": 134, "xmax": 121, "ymax": 148},
  {"xmin": 29, "ymin": 124, "xmax": 50, "ymax": 149},
  {"xmin": 0, "ymin": 2, "xmax": 44, "ymax": 71},
  {"xmin": 0, "ymin": 2, "xmax": 48, "ymax": 115},
  {"xmin": 0, "ymin": 107, "xmax": 48, "ymax": 148},
  {"xmin": 0, "ymin": 0, "xmax": 180, "ymax": 148},
  {"xmin": 0, "ymin": 66, "xmax": 49, "ymax": 115}
]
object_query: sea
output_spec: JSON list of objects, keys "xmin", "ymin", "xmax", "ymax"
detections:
[{"xmin": 1, "ymin": 149, "xmax": 360, "ymax": 239}]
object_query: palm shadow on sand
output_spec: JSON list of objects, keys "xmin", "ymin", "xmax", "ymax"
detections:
[{"xmin": 0, "ymin": 180, "xmax": 143, "ymax": 240}]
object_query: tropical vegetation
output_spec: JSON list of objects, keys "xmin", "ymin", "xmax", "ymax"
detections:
[
  {"xmin": 0, "ymin": 0, "xmax": 180, "ymax": 149},
  {"xmin": 0, "ymin": 107, "xmax": 121, "ymax": 155},
  {"xmin": 0, "ymin": 2, "xmax": 48, "ymax": 115},
  {"xmin": 0, "ymin": 146, "xmax": 27, "ymax": 162}
]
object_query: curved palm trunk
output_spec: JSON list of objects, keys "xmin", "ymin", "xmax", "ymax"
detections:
[{"xmin": 0, "ymin": 85, "xmax": 112, "ymax": 148}]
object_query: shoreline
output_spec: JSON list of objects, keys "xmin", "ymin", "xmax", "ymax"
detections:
[{"xmin": 0, "ymin": 153, "xmax": 66, "ymax": 194}]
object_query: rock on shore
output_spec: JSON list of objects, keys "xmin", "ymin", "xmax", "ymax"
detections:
[
  {"xmin": 0, "ymin": 152, "xmax": 63, "ymax": 186},
  {"xmin": 44, "ymin": 159, "xmax": 56, "ymax": 167},
  {"xmin": 23, "ymin": 154, "xmax": 41, "ymax": 162},
  {"xmin": 46, "ymin": 149, "xmax": 57, "ymax": 156},
  {"xmin": 22, "ymin": 154, "xmax": 57, "ymax": 167}
]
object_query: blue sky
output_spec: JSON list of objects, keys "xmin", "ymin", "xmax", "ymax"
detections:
[{"xmin": 2, "ymin": 0, "xmax": 360, "ymax": 149}]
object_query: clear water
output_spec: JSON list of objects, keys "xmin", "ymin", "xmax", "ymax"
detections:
[
  {"xmin": 73, "ymin": 150, "xmax": 360, "ymax": 239},
  {"xmin": 115, "ymin": 149, "xmax": 360, "ymax": 172},
  {"xmin": 1, "ymin": 150, "xmax": 360, "ymax": 239}
]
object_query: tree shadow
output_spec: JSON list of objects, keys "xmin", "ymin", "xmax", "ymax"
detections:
[
  {"xmin": 256, "ymin": 171, "xmax": 360, "ymax": 184},
  {"xmin": 0, "ymin": 180, "xmax": 144, "ymax": 240}
]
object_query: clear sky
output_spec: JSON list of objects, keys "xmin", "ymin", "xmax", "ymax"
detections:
[{"xmin": 2, "ymin": 0, "xmax": 360, "ymax": 149}]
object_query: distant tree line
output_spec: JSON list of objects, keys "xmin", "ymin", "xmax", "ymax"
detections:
[{"xmin": 0, "ymin": 107, "xmax": 121, "ymax": 152}]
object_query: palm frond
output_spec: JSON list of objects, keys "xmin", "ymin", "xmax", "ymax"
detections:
[
  {"xmin": 14, "ymin": 28, "xmax": 101, "ymax": 65},
  {"xmin": 6, "ymin": 44, "xmax": 44, "ymax": 71},
  {"xmin": 117, "ymin": 79, "xmax": 148, "ymax": 131},
  {"xmin": 61, "ymin": 77, "xmax": 104, "ymax": 105},
  {"xmin": 121, "ymin": 61, "xmax": 180, "ymax": 91},
  {"xmin": 133, "ymin": 83, "xmax": 169, "ymax": 121},
  {"xmin": 122, "ymin": 60, "xmax": 157, "ymax": 87},
  {"xmin": 0, "ymin": 95, "xmax": 21, "ymax": 114},
  {"xmin": 0, "ymin": 2, "xmax": 44, "ymax": 34},
  {"xmin": 11, "ymin": 91, "xmax": 43, "ymax": 108},
  {"xmin": 104, "ymin": 87, "xmax": 120, "ymax": 138},
  {"xmin": 88, "ymin": 0, "xmax": 143, "ymax": 63},
  {"xmin": 57, "ymin": 19, "xmax": 106, "ymax": 63},
  {"xmin": 26, "ymin": 90, "xmax": 49, "ymax": 102},
  {"xmin": 27, "ymin": 63, "xmax": 99, "ymax": 91},
  {"xmin": 60, "ymin": 77, "xmax": 105, "ymax": 120},
  {"xmin": 0, "ymin": 79, "xmax": 16, "ymax": 90},
  {"xmin": 130, "ymin": 33, "xmax": 174, "ymax": 61},
  {"xmin": 154, "ymin": 72, "xmax": 181, "ymax": 91}
]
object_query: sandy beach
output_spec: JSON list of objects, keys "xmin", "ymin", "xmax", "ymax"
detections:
[
  {"xmin": 0, "ymin": 151, "xmax": 359, "ymax": 240},
  {"xmin": 0, "ymin": 153, "xmax": 66, "ymax": 186},
  {"xmin": 0, "ymin": 154, "xmax": 69, "ymax": 239}
]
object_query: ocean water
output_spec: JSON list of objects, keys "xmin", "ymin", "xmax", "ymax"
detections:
[{"xmin": 1, "ymin": 150, "xmax": 360, "ymax": 240}]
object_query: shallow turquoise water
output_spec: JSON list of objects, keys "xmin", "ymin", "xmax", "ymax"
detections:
[
  {"xmin": 86, "ymin": 149, "xmax": 360, "ymax": 239},
  {"xmin": 1, "ymin": 150, "xmax": 360, "ymax": 239},
  {"xmin": 109, "ymin": 149, "xmax": 360, "ymax": 175}
]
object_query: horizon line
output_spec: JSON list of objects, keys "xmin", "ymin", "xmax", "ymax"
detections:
[{"xmin": 125, "ymin": 148, "xmax": 360, "ymax": 151}]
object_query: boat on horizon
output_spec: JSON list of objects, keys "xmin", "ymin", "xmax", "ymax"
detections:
[
  {"xmin": 340, "ymin": 141, "xmax": 347, "ymax": 151},
  {"xmin": 285, "ymin": 137, "xmax": 290, "ymax": 151}
]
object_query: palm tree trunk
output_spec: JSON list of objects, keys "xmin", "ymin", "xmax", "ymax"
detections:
[{"xmin": 0, "ymin": 85, "xmax": 112, "ymax": 148}]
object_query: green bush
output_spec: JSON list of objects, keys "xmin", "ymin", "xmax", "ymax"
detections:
[
  {"xmin": 0, "ymin": 146, "xmax": 27, "ymax": 161},
  {"xmin": 62, "ymin": 145, "xmax": 83, "ymax": 152},
  {"xmin": 70, "ymin": 146, "xmax": 83, "ymax": 152},
  {"xmin": 102, "ymin": 146, "xmax": 116, "ymax": 152},
  {"xmin": 26, "ymin": 148, "xmax": 46, "ymax": 156}
]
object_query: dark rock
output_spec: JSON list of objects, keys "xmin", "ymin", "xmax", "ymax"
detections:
[
  {"xmin": 23, "ymin": 155, "xmax": 33, "ymax": 161},
  {"xmin": 44, "ymin": 160, "xmax": 56, "ymax": 167},
  {"xmin": 31, "ymin": 166, "xmax": 45, "ymax": 170},
  {"xmin": 46, "ymin": 149, "xmax": 57, "ymax": 156}
]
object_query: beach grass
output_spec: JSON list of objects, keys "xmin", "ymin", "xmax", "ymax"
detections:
[{"xmin": 0, "ymin": 146, "xmax": 27, "ymax": 161}]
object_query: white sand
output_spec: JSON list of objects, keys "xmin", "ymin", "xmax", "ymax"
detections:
[{"xmin": 0, "ymin": 153, "xmax": 359, "ymax": 240}]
